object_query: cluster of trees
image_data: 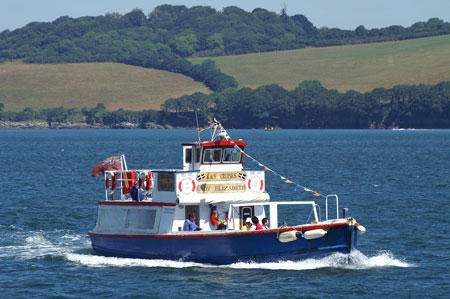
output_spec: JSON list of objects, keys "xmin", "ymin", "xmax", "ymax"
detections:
[
  {"xmin": 1, "ymin": 5, "xmax": 448, "ymax": 91},
  {"xmin": 0, "ymin": 103, "xmax": 157, "ymax": 126},
  {"xmin": 3, "ymin": 81, "xmax": 449, "ymax": 129},
  {"xmin": 162, "ymin": 81, "xmax": 450, "ymax": 129}
]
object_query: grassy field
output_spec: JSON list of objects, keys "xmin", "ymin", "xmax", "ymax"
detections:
[
  {"xmin": 190, "ymin": 35, "xmax": 450, "ymax": 92},
  {"xmin": 0, "ymin": 62, "xmax": 210, "ymax": 111}
]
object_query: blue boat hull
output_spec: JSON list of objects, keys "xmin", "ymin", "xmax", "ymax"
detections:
[{"xmin": 89, "ymin": 224, "xmax": 358, "ymax": 264}]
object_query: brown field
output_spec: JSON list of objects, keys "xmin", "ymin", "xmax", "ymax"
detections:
[{"xmin": 0, "ymin": 62, "xmax": 210, "ymax": 111}]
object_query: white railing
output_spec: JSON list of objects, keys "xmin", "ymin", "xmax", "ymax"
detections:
[
  {"xmin": 325, "ymin": 194, "xmax": 339, "ymax": 220},
  {"xmin": 227, "ymin": 201, "xmax": 319, "ymax": 230}
]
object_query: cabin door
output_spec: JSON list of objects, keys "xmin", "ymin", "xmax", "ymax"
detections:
[
  {"xmin": 185, "ymin": 205, "xmax": 200, "ymax": 226},
  {"xmin": 239, "ymin": 206, "xmax": 254, "ymax": 228}
]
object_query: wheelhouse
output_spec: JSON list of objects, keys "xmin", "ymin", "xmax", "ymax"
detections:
[{"xmin": 182, "ymin": 140, "xmax": 247, "ymax": 171}]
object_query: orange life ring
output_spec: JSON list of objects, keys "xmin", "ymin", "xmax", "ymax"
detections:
[
  {"xmin": 210, "ymin": 212, "xmax": 217, "ymax": 226},
  {"xmin": 146, "ymin": 173, "xmax": 152, "ymax": 191},
  {"xmin": 111, "ymin": 175, "xmax": 116, "ymax": 191}
]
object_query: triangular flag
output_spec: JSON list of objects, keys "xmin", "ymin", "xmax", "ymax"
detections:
[
  {"xmin": 264, "ymin": 167, "xmax": 270, "ymax": 171},
  {"xmin": 243, "ymin": 153, "xmax": 250, "ymax": 158},
  {"xmin": 285, "ymin": 180, "xmax": 294, "ymax": 183},
  {"xmin": 280, "ymin": 176, "xmax": 286, "ymax": 180},
  {"xmin": 313, "ymin": 193, "xmax": 321, "ymax": 196},
  {"xmin": 294, "ymin": 186, "xmax": 302, "ymax": 191},
  {"xmin": 198, "ymin": 128, "xmax": 204, "ymax": 132}
]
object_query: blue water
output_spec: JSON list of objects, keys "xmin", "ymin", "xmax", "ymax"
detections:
[{"xmin": 1, "ymin": 129, "xmax": 449, "ymax": 298}]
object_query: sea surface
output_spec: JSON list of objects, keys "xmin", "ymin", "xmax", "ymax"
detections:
[{"xmin": 1, "ymin": 129, "xmax": 449, "ymax": 298}]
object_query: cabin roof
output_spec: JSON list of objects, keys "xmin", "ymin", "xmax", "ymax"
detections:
[{"xmin": 182, "ymin": 140, "xmax": 247, "ymax": 147}]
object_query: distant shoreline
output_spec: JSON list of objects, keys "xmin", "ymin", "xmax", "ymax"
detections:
[
  {"xmin": 1, "ymin": 120, "xmax": 431, "ymax": 130},
  {"xmin": 0, "ymin": 121, "xmax": 176, "ymax": 129}
]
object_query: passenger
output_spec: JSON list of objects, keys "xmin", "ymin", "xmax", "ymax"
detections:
[
  {"xmin": 262, "ymin": 218, "xmax": 269, "ymax": 229},
  {"xmin": 245, "ymin": 217, "xmax": 254, "ymax": 230},
  {"xmin": 183, "ymin": 213, "xmax": 202, "ymax": 231},
  {"xmin": 217, "ymin": 223, "xmax": 226, "ymax": 230},
  {"xmin": 252, "ymin": 216, "xmax": 263, "ymax": 230}
]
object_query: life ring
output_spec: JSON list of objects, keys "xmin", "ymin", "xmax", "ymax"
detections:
[
  {"xmin": 111, "ymin": 175, "xmax": 116, "ymax": 191},
  {"xmin": 178, "ymin": 177, "xmax": 196, "ymax": 195},
  {"xmin": 248, "ymin": 175, "xmax": 264, "ymax": 193},
  {"xmin": 146, "ymin": 173, "xmax": 152, "ymax": 191},
  {"xmin": 210, "ymin": 212, "xmax": 217, "ymax": 226}
]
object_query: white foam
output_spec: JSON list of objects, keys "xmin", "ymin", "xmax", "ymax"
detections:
[
  {"xmin": 0, "ymin": 231, "xmax": 89, "ymax": 260},
  {"xmin": 65, "ymin": 253, "xmax": 210, "ymax": 268},
  {"xmin": 65, "ymin": 249, "xmax": 416, "ymax": 270}
]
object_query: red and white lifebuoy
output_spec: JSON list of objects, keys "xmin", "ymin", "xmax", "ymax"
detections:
[
  {"xmin": 178, "ymin": 177, "xmax": 196, "ymax": 195},
  {"xmin": 248, "ymin": 175, "xmax": 264, "ymax": 193}
]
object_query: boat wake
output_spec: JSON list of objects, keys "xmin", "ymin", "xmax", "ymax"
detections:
[
  {"xmin": 65, "ymin": 249, "xmax": 415, "ymax": 271},
  {"xmin": 3, "ymin": 230, "xmax": 415, "ymax": 271}
]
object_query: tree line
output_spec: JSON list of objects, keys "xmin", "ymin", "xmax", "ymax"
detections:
[
  {"xmin": 1, "ymin": 5, "xmax": 449, "ymax": 91},
  {"xmin": 2, "ymin": 81, "xmax": 449, "ymax": 129}
]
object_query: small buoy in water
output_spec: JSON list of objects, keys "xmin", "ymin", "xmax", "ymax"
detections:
[
  {"xmin": 356, "ymin": 225, "xmax": 366, "ymax": 234},
  {"xmin": 302, "ymin": 229, "xmax": 327, "ymax": 240},
  {"xmin": 278, "ymin": 230, "xmax": 300, "ymax": 243}
]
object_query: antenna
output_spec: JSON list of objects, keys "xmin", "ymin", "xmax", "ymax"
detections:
[{"xmin": 195, "ymin": 110, "xmax": 201, "ymax": 142}]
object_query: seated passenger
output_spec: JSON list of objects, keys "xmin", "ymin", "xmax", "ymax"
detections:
[
  {"xmin": 245, "ymin": 217, "xmax": 254, "ymax": 230},
  {"xmin": 262, "ymin": 218, "xmax": 269, "ymax": 229},
  {"xmin": 252, "ymin": 216, "xmax": 263, "ymax": 230},
  {"xmin": 183, "ymin": 213, "xmax": 202, "ymax": 231}
]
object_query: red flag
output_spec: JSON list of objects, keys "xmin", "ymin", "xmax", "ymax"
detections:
[
  {"xmin": 285, "ymin": 180, "xmax": 294, "ymax": 184},
  {"xmin": 92, "ymin": 156, "xmax": 122, "ymax": 177},
  {"xmin": 313, "ymin": 193, "xmax": 321, "ymax": 197},
  {"xmin": 198, "ymin": 128, "xmax": 204, "ymax": 132}
]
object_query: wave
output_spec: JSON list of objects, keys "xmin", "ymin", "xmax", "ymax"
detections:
[{"xmin": 0, "ymin": 230, "xmax": 89, "ymax": 260}]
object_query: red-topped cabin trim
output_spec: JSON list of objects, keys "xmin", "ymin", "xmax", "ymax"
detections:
[{"xmin": 182, "ymin": 140, "xmax": 247, "ymax": 148}]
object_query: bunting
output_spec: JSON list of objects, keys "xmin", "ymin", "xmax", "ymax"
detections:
[
  {"xmin": 200, "ymin": 120, "xmax": 326, "ymax": 198},
  {"xmin": 233, "ymin": 145, "xmax": 326, "ymax": 198}
]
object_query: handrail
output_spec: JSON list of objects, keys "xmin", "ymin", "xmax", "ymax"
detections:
[
  {"xmin": 325, "ymin": 194, "xmax": 339, "ymax": 220},
  {"xmin": 227, "ymin": 201, "xmax": 319, "ymax": 230}
]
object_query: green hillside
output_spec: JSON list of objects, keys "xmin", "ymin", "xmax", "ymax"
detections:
[
  {"xmin": 190, "ymin": 35, "xmax": 450, "ymax": 92},
  {"xmin": 0, "ymin": 62, "xmax": 210, "ymax": 111}
]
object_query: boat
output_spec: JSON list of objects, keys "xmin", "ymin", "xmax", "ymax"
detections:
[{"xmin": 88, "ymin": 120, "xmax": 366, "ymax": 264}]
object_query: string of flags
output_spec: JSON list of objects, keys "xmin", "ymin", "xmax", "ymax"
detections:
[
  {"xmin": 231, "ymin": 141, "xmax": 325, "ymax": 198},
  {"xmin": 197, "ymin": 119, "xmax": 326, "ymax": 198}
]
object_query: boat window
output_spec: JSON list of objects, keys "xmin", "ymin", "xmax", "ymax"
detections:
[
  {"xmin": 203, "ymin": 148, "xmax": 222, "ymax": 163},
  {"xmin": 240, "ymin": 206, "xmax": 254, "ymax": 228},
  {"xmin": 157, "ymin": 172, "xmax": 175, "ymax": 192},
  {"xmin": 185, "ymin": 148, "xmax": 192, "ymax": 163},
  {"xmin": 125, "ymin": 209, "xmax": 157, "ymax": 229},
  {"xmin": 223, "ymin": 148, "xmax": 241, "ymax": 163}
]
